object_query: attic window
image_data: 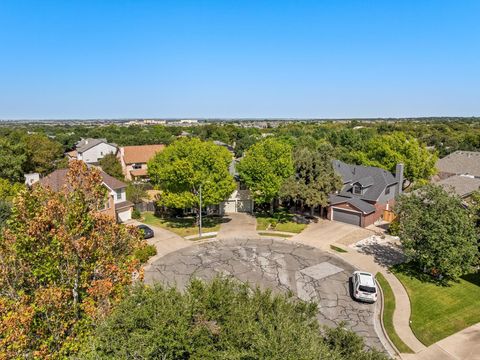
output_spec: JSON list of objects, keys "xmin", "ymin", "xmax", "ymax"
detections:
[
  {"xmin": 353, "ymin": 185, "xmax": 363, "ymax": 195},
  {"xmin": 385, "ymin": 186, "xmax": 391, "ymax": 195}
]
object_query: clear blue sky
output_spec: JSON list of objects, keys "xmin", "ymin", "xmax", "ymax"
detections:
[{"xmin": 1, "ymin": 0, "xmax": 479, "ymax": 119}]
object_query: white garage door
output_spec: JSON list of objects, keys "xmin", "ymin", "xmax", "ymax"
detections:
[
  {"xmin": 117, "ymin": 209, "xmax": 132, "ymax": 223},
  {"xmin": 332, "ymin": 208, "xmax": 361, "ymax": 226},
  {"xmin": 223, "ymin": 200, "xmax": 236, "ymax": 213}
]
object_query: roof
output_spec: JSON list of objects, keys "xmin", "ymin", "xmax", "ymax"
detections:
[
  {"xmin": 436, "ymin": 151, "xmax": 480, "ymax": 177},
  {"xmin": 76, "ymin": 138, "xmax": 117, "ymax": 153},
  {"xmin": 66, "ymin": 150, "xmax": 77, "ymax": 158},
  {"xmin": 38, "ymin": 168, "xmax": 126, "ymax": 192},
  {"xmin": 329, "ymin": 194, "xmax": 376, "ymax": 214},
  {"xmin": 122, "ymin": 144, "xmax": 165, "ymax": 164},
  {"xmin": 130, "ymin": 168, "xmax": 148, "ymax": 177},
  {"xmin": 437, "ymin": 175, "xmax": 480, "ymax": 198},
  {"xmin": 115, "ymin": 200, "xmax": 134, "ymax": 211},
  {"xmin": 332, "ymin": 160, "xmax": 397, "ymax": 202},
  {"xmin": 358, "ymin": 272, "xmax": 375, "ymax": 287}
]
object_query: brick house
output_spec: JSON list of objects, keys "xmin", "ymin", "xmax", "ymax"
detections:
[{"xmin": 327, "ymin": 160, "xmax": 404, "ymax": 227}]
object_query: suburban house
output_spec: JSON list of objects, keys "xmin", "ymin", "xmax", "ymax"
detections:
[
  {"xmin": 118, "ymin": 144, "xmax": 165, "ymax": 181},
  {"xmin": 219, "ymin": 158, "xmax": 253, "ymax": 215},
  {"xmin": 35, "ymin": 168, "xmax": 133, "ymax": 223},
  {"xmin": 327, "ymin": 160, "xmax": 404, "ymax": 227},
  {"xmin": 433, "ymin": 151, "xmax": 480, "ymax": 199},
  {"xmin": 66, "ymin": 138, "xmax": 118, "ymax": 164}
]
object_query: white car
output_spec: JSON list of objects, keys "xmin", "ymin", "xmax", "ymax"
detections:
[{"xmin": 352, "ymin": 271, "xmax": 378, "ymax": 303}]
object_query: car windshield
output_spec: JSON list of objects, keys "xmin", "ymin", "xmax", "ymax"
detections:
[{"xmin": 359, "ymin": 285, "xmax": 376, "ymax": 293}]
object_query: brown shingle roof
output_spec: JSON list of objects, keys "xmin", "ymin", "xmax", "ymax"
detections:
[
  {"xmin": 38, "ymin": 168, "xmax": 126, "ymax": 192},
  {"xmin": 436, "ymin": 151, "xmax": 480, "ymax": 177},
  {"xmin": 122, "ymin": 145, "xmax": 165, "ymax": 164}
]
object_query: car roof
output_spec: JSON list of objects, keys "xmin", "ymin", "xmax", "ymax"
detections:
[
  {"xmin": 137, "ymin": 224, "xmax": 150, "ymax": 228},
  {"xmin": 357, "ymin": 272, "xmax": 376, "ymax": 287}
]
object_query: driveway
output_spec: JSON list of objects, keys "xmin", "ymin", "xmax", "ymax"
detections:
[
  {"xmin": 145, "ymin": 237, "xmax": 384, "ymax": 351},
  {"xmin": 216, "ymin": 212, "xmax": 258, "ymax": 239},
  {"xmin": 292, "ymin": 219, "xmax": 373, "ymax": 250}
]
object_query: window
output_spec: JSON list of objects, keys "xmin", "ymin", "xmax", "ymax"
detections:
[
  {"xmin": 353, "ymin": 185, "xmax": 362, "ymax": 195},
  {"xmin": 116, "ymin": 190, "xmax": 122, "ymax": 200},
  {"xmin": 132, "ymin": 163, "xmax": 142, "ymax": 169},
  {"xmin": 385, "ymin": 186, "xmax": 391, "ymax": 195}
]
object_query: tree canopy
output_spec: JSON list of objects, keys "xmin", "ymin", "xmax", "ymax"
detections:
[
  {"xmin": 0, "ymin": 161, "xmax": 146, "ymax": 358},
  {"xmin": 148, "ymin": 138, "xmax": 236, "ymax": 209},
  {"xmin": 237, "ymin": 138, "xmax": 294, "ymax": 205},
  {"xmin": 393, "ymin": 184, "xmax": 478, "ymax": 280},
  {"xmin": 280, "ymin": 142, "xmax": 343, "ymax": 211},
  {"xmin": 350, "ymin": 132, "xmax": 437, "ymax": 186},
  {"xmin": 79, "ymin": 277, "xmax": 387, "ymax": 360},
  {"xmin": 99, "ymin": 153, "xmax": 124, "ymax": 180}
]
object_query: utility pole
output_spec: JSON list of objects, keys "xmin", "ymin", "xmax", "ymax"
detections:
[{"xmin": 198, "ymin": 183, "xmax": 203, "ymax": 238}]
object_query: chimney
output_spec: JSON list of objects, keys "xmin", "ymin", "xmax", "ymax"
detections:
[{"xmin": 395, "ymin": 163, "xmax": 404, "ymax": 195}]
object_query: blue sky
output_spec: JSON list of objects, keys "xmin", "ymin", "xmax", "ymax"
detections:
[{"xmin": 0, "ymin": 0, "xmax": 479, "ymax": 119}]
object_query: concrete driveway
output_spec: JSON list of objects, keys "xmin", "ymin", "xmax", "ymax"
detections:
[
  {"xmin": 216, "ymin": 213, "xmax": 258, "ymax": 239},
  {"xmin": 292, "ymin": 219, "xmax": 374, "ymax": 250},
  {"xmin": 145, "ymin": 237, "xmax": 385, "ymax": 351}
]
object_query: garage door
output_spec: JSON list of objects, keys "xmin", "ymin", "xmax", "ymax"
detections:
[
  {"xmin": 332, "ymin": 208, "xmax": 361, "ymax": 226},
  {"xmin": 117, "ymin": 209, "xmax": 132, "ymax": 223},
  {"xmin": 236, "ymin": 200, "xmax": 253, "ymax": 213},
  {"xmin": 223, "ymin": 200, "xmax": 236, "ymax": 213}
]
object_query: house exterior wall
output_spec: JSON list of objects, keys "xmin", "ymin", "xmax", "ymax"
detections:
[
  {"xmin": 79, "ymin": 143, "xmax": 117, "ymax": 164},
  {"xmin": 108, "ymin": 188, "xmax": 127, "ymax": 204},
  {"xmin": 327, "ymin": 198, "xmax": 395, "ymax": 227},
  {"xmin": 376, "ymin": 184, "xmax": 397, "ymax": 204},
  {"xmin": 124, "ymin": 163, "xmax": 147, "ymax": 181},
  {"xmin": 219, "ymin": 188, "xmax": 253, "ymax": 214},
  {"xmin": 98, "ymin": 195, "xmax": 116, "ymax": 219}
]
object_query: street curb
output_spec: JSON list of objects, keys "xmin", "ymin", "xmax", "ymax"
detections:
[{"xmin": 377, "ymin": 279, "xmax": 401, "ymax": 358}]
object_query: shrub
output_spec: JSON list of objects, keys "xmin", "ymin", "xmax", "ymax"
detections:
[
  {"xmin": 78, "ymin": 277, "xmax": 387, "ymax": 360},
  {"xmin": 134, "ymin": 244, "xmax": 157, "ymax": 263},
  {"xmin": 131, "ymin": 207, "xmax": 141, "ymax": 219}
]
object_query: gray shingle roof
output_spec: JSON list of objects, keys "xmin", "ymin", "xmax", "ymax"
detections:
[
  {"xmin": 436, "ymin": 151, "xmax": 480, "ymax": 177},
  {"xmin": 76, "ymin": 138, "xmax": 117, "ymax": 153},
  {"xmin": 329, "ymin": 194, "xmax": 376, "ymax": 214},
  {"xmin": 436, "ymin": 175, "xmax": 480, "ymax": 198},
  {"xmin": 332, "ymin": 160, "xmax": 397, "ymax": 202}
]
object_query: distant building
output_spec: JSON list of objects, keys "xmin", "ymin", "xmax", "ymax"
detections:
[
  {"xmin": 119, "ymin": 144, "xmax": 165, "ymax": 181},
  {"xmin": 37, "ymin": 168, "xmax": 133, "ymax": 223},
  {"xmin": 24, "ymin": 173, "xmax": 40, "ymax": 187},
  {"xmin": 71, "ymin": 138, "xmax": 118, "ymax": 164}
]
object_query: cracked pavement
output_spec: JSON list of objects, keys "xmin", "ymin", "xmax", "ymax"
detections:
[{"xmin": 145, "ymin": 237, "xmax": 383, "ymax": 350}]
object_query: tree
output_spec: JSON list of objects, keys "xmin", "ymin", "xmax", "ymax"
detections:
[
  {"xmin": 237, "ymin": 138, "xmax": 294, "ymax": 210},
  {"xmin": 148, "ymin": 138, "xmax": 236, "ymax": 210},
  {"xmin": 394, "ymin": 184, "xmax": 478, "ymax": 280},
  {"xmin": 0, "ymin": 179, "xmax": 24, "ymax": 229},
  {"xmin": 23, "ymin": 134, "xmax": 64, "ymax": 175},
  {"xmin": 78, "ymin": 277, "xmax": 387, "ymax": 360},
  {"xmin": 351, "ymin": 132, "xmax": 437, "ymax": 187},
  {"xmin": 0, "ymin": 136, "xmax": 26, "ymax": 182},
  {"xmin": 0, "ymin": 161, "xmax": 146, "ymax": 358},
  {"xmin": 126, "ymin": 182, "xmax": 148, "ymax": 204},
  {"xmin": 280, "ymin": 142, "xmax": 343, "ymax": 214},
  {"xmin": 99, "ymin": 153, "xmax": 124, "ymax": 180}
]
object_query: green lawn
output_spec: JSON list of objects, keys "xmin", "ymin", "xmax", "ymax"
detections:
[
  {"xmin": 141, "ymin": 212, "xmax": 226, "ymax": 237},
  {"xmin": 255, "ymin": 211, "xmax": 307, "ymax": 234},
  {"xmin": 330, "ymin": 245, "xmax": 347, "ymax": 253},
  {"xmin": 376, "ymin": 273, "xmax": 414, "ymax": 353},
  {"xmin": 393, "ymin": 265, "xmax": 480, "ymax": 346}
]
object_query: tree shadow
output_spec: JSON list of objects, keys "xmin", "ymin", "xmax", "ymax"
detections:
[
  {"xmin": 164, "ymin": 216, "xmax": 231, "ymax": 229},
  {"xmin": 391, "ymin": 263, "xmax": 454, "ymax": 287},
  {"xmin": 461, "ymin": 272, "xmax": 480, "ymax": 287},
  {"xmin": 356, "ymin": 242, "xmax": 406, "ymax": 268}
]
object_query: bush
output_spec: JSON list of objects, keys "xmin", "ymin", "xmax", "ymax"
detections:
[
  {"xmin": 134, "ymin": 244, "xmax": 157, "ymax": 263},
  {"xmin": 131, "ymin": 208, "xmax": 141, "ymax": 219},
  {"xmin": 78, "ymin": 277, "xmax": 387, "ymax": 360}
]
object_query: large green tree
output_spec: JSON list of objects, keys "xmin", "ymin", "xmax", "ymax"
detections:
[
  {"xmin": 148, "ymin": 138, "xmax": 236, "ymax": 209},
  {"xmin": 351, "ymin": 132, "xmax": 437, "ymax": 187},
  {"xmin": 280, "ymin": 142, "xmax": 343, "ymax": 214},
  {"xmin": 99, "ymin": 153, "xmax": 124, "ymax": 180},
  {"xmin": 394, "ymin": 184, "xmax": 478, "ymax": 280},
  {"xmin": 237, "ymin": 138, "xmax": 294, "ymax": 208},
  {"xmin": 78, "ymin": 277, "xmax": 387, "ymax": 360},
  {"xmin": 23, "ymin": 134, "xmax": 64, "ymax": 175},
  {"xmin": 0, "ymin": 161, "xmax": 146, "ymax": 358}
]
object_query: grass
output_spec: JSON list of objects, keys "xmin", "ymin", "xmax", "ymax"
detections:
[
  {"xmin": 189, "ymin": 234, "xmax": 217, "ymax": 241},
  {"xmin": 141, "ymin": 212, "xmax": 227, "ymax": 237},
  {"xmin": 258, "ymin": 232, "xmax": 293, "ymax": 238},
  {"xmin": 393, "ymin": 264, "xmax": 480, "ymax": 346},
  {"xmin": 255, "ymin": 210, "xmax": 308, "ymax": 234},
  {"xmin": 376, "ymin": 273, "xmax": 414, "ymax": 353},
  {"xmin": 330, "ymin": 245, "xmax": 347, "ymax": 253}
]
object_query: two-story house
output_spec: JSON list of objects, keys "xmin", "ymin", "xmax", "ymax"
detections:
[
  {"xmin": 36, "ymin": 168, "xmax": 133, "ymax": 223},
  {"xmin": 118, "ymin": 144, "xmax": 165, "ymax": 181},
  {"xmin": 327, "ymin": 160, "xmax": 404, "ymax": 227},
  {"xmin": 66, "ymin": 138, "xmax": 118, "ymax": 164}
]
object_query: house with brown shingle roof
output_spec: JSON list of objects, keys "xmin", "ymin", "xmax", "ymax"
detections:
[
  {"xmin": 36, "ymin": 168, "xmax": 133, "ymax": 223},
  {"xmin": 119, "ymin": 144, "xmax": 165, "ymax": 181}
]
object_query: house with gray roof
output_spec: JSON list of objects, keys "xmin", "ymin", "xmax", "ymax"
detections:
[
  {"xmin": 433, "ymin": 151, "xmax": 480, "ymax": 199},
  {"xmin": 327, "ymin": 160, "xmax": 403, "ymax": 227},
  {"xmin": 70, "ymin": 138, "xmax": 118, "ymax": 164}
]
